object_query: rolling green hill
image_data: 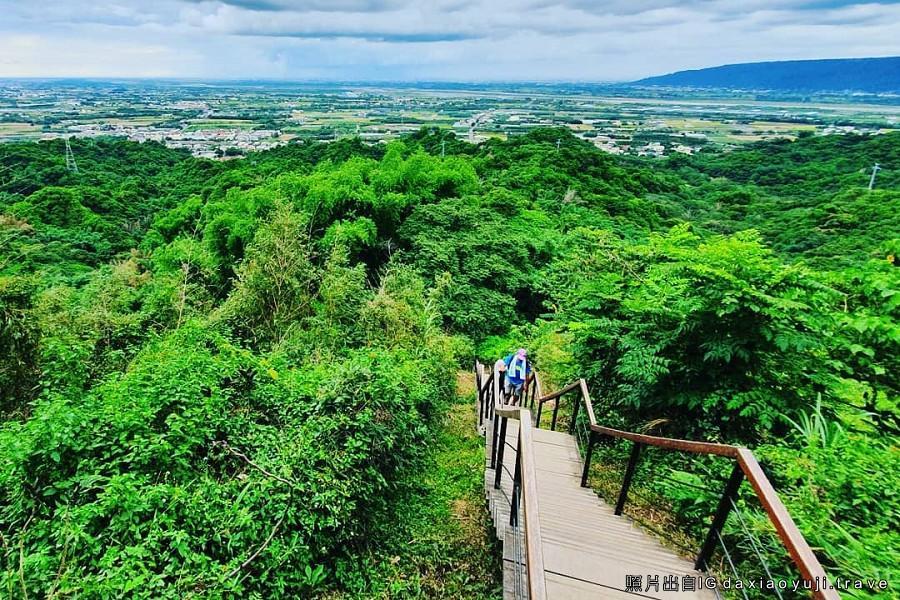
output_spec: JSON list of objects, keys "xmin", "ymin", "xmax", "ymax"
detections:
[{"xmin": 1, "ymin": 129, "xmax": 897, "ymax": 597}]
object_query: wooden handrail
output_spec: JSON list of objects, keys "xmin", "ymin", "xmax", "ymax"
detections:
[
  {"xmin": 490, "ymin": 403, "xmax": 548, "ymax": 600},
  {"xmin": 475, "ymin": 362, "xmax": 484, "ymax": 394},
  {"xmin": 537, "ymin": 380, "xmax": 581, "ymax": 403},
  {"xmin": 518, "ymin": 408, "xmax": 548, "ymax": 600},
  {"xmin": 578, "ymin": 378, "xmax": 597, "ymax": 427},
  {"xmin": 737, "ymin": 449, "xmax": 838, "ymax": 599},
  {"xmin": 535, "ymin": 375, "xmax": 840, "ymax": 600},
  {"xmin": 591, "ymin": 424, "xmax": 739, "ymax": 458},
  {"xmin": 476, "ymin": 360, "xmax": 547, "ymax": 600},
  {"xmin": 533, "ymin": 372, "xmax": 545, "ymax": 407}
]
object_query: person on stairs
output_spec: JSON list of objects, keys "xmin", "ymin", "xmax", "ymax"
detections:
[
  {"xmin": 502, "ymin": 348, "xmax": 531, "ymax": 405},
  {"xmin": 493, "ymin": 356, "xmax": 507, "ymax": 383}
]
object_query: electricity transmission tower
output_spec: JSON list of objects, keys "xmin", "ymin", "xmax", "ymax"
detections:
[
  {"xmin": 868, "ymin": 163, "xmax": 881, "ymax": 191},
  {"xmin": 65, "ymin": 138, "xmax": 79, "ymax": 173}
]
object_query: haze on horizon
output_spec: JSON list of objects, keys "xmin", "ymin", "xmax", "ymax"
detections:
[{"xmin": 1, "ymin": 0, "xmax": 899, "ymax": 82}]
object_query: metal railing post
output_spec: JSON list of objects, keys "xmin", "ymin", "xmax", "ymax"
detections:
[
  {"xmin": 510, "ymin": 432, "xmax": 522, "ymax": 526},
  {"xmin": 487, "ymin": 371, "xmax": 493, "ymax": 414},
  {"xmin": 569, "ymin": 394, "xmax": 580, "ymax": 434},
  {"xmin": 492, "ymin": 365, "xmax": 502, "ymax": 409},
  {"xmin": 484, "ymin": 370, "xmax": 492, "ymax": 422},
  {"xmin": 490, "ymin": 410, "xmax": 500, "ymax": 469},
  {"xmin": 581, "ymin": 431, "xmax": 596, "ymax": 487},
  {"xmin": 615, "ymin": 441, "xmax": 643, "ymax": 515},
  {"xmin": 494, "ymin": 417, "xmax": 509, "ymax": 489},
  {"xmin": 550, "ymin": 397, "xmax": 561, "ymax": 431},
  {"xmin": 695, "ymin": 463, "xmax": 744, "ymax": 571},
  {"xmin": 535, "ymin": 401, "xmax": 543, "ymax": 428}
]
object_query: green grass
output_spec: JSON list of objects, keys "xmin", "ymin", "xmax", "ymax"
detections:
[{"xmin": 325, "ymin": 372, "xmax": 501, "ymax": 599}]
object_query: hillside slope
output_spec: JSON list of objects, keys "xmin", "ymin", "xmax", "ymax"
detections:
[
  {"xmin": 635, "ymin": 56, "xmax": 900, "ymax": 92},
  {"xmin": 1, "ymin": 128, "xmax": 897, "ymax": 597}
]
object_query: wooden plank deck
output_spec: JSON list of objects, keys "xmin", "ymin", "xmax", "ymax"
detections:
[{"xmin": 485, "ymin": 416, "xmax": 716, "ymax": 600}]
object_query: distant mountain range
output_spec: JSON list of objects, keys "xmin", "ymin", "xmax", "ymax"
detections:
[{"xmin": 635, "ymin": 57, "xmax": 900, "ymax": 93}]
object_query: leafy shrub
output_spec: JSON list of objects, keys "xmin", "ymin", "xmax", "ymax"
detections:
[
  {"xmin": 220, "ymin": 203, "xmax": 317, "ymax": 345},
  {"xmin": 0, "ymin": 265, "xmax": 454, "ymax": 597},
  {"xmin": 757, "ymin": 432, "xmax": 900, "ymax": 593},
  {"xmin": 0, "ymin": 275, "xmax": 40, "ymax": 415},
  {"xmin": 543, "ymin": 224, "xmax": 841, "ymax": 441}
]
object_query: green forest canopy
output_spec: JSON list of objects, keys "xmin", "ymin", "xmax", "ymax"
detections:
[{"xmin": 1, "ymin": 128, "xmax": 898, "ymax": 597}]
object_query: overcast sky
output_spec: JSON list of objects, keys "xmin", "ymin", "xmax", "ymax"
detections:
[{"xmin": 1, "ymin": 0, "xmax": 898, "ymax": 81}]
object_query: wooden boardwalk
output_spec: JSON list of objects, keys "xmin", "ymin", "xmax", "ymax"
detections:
[{"xmin": 485, "ymin": 417, "xmax": 716, "ymax": 600}]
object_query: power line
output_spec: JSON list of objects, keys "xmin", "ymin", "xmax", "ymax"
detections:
[
  {"xmin": 0, "ymin": 174, "xmax": 32, "ymax": 195},
  {"xmin": 4, "ymin": 176, "xmax": 34, "ymax": 196},
  {"xmin": 2, "ymin": 183, "xmax": 32, "ymax": 197},
  {"xmin": 10, "ymin": 188, "xmax": 31, "ymax": 197},
  {"xmin": 0, "ymin": 162, "xmax": 22, "ymax": 177}
]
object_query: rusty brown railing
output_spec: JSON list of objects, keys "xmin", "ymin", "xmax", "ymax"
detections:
[{"xmin": 536, "ymin": 376, "xmax": 840, "ymax": 600}]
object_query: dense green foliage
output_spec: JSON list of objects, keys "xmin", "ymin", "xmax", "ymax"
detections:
[
  {"xmin": 664, "ymin": 133, "xmax": 900, "ymax": 267},
  {"xmin": 543, "ymin": 225, "xmax": 842, "ymax": 437},
  {"xmin": 1, "ymin": 128, "xmax": 898, "ymax": 596},
  {"xmin": 331, "ymin": 383, "xmax": 501, "ymax": 599}
]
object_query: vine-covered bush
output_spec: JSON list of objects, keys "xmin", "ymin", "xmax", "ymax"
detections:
[{"xmin": 0, "ymin": 256, "xmax": 454, "ymax": 597}]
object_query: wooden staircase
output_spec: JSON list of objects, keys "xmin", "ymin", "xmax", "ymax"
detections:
[
  {"xmin": 484, "ymin": 415, "xmax": 715, "ymax": 600},
  {"xmin": 476, "ymin": 360, "xmax": 840, "ymax": 600}
]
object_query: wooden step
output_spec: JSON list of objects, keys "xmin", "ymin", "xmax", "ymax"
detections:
[{"xmin": 483, "ymin": 414, "xmax": 715, "ymax": 600}]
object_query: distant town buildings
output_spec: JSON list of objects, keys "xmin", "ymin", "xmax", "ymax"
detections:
[
  {"xmin": 1, "ymin": 81, "xmax": 896, "ymax": 160},
  {"xmin": 42, "ymin": 123, "xmax": 284, "ymax": 158}
]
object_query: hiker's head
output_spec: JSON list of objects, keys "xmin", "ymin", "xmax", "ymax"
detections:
[{"xmin": 516, "ymin": 348, "xmax": 527, "ymax": 358}]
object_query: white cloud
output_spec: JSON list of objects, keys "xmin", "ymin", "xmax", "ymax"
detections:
[
  {"xmin": 0, "ymin": 0, "xmax": 896, "ymax": 80},
  {"xmin": 0, "ymin": 33, "xmax": 200, "ymax": 78}
]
